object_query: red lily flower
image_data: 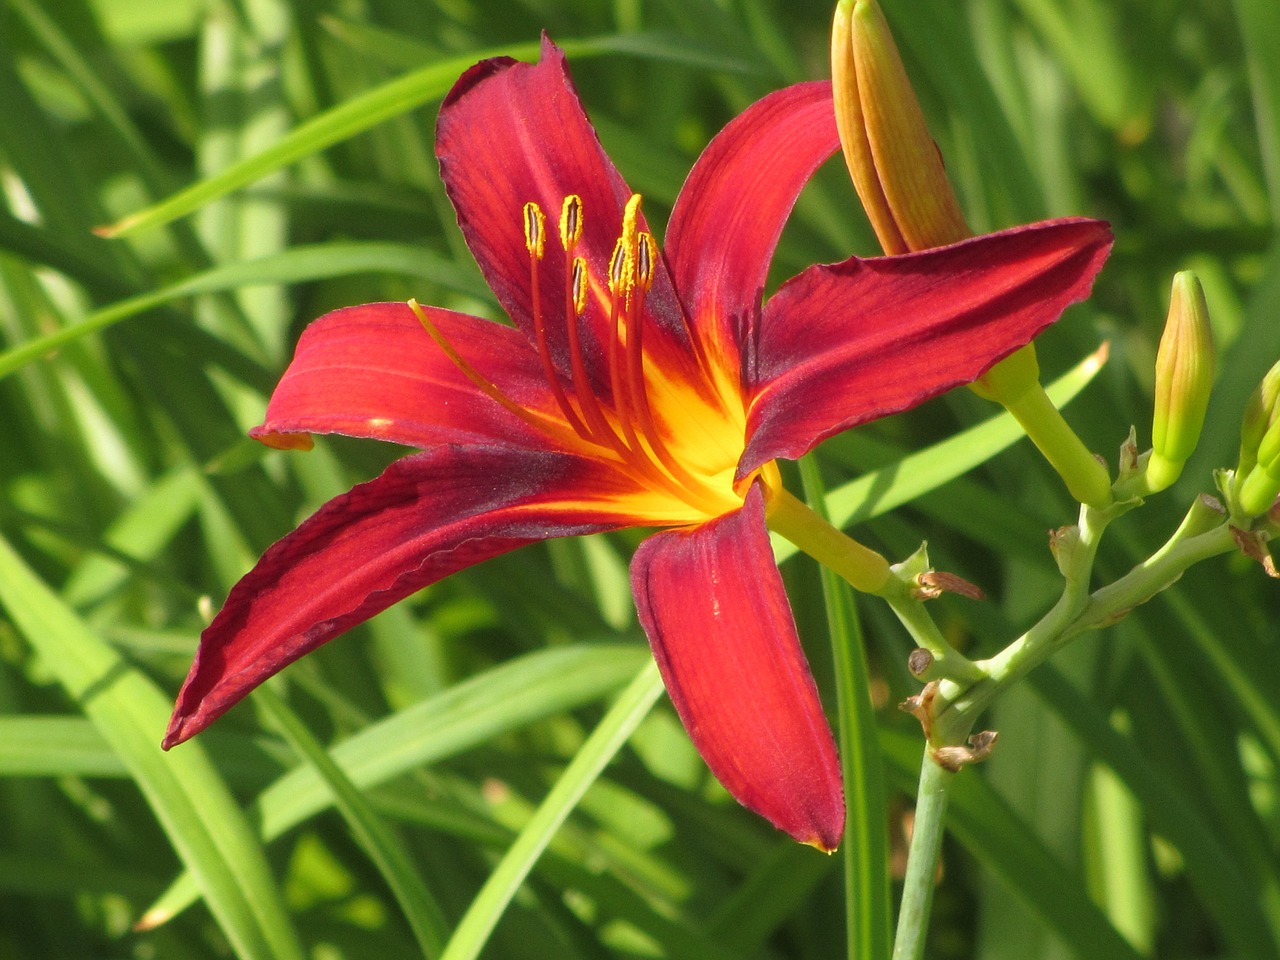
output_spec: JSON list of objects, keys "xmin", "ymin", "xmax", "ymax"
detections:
[{"xmin": 164, "ymin": 38, "xmax": 1111, "ymax": 851}]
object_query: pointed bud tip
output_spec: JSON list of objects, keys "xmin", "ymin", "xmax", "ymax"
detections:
[{"xmin": 1149, "ymin": 270, "xmax": 1214, "ymax": 488}]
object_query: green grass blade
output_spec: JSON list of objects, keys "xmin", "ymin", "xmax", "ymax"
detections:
[
  {"xmin": 0, "ymin": 716, "xmax": 126, "ymax": 778},
  {"xmin": 145, "ymin": 644, "xmax": 648, "ymax": 922},
  {"xmin": 1233, "ymin": 0, "xmax": 1280, "ymax": 224},
  {"xmin": 800, "ymin": 457, "xmax": 891, "ymax": 960},
  {"xmin": 0, "ymin": 531, "xmax": 303, "ymax": 960},
  {"xmin": 439, "ymin": 661, "xmax": 664, "ymax": 960},
  {"xmin": 1032, "ymin": 666, "xmax": 1280, "ymax": 959},
  {"xmin": 96, "ymin": 38, "xmax": 613, "ymax": 239},
  {"xmin": 255, "ymin": 686, "xmax": 450, "ymax": 957},
  {"xmin": 0, "ymin": 241, "xmax": 488, "ymax": 382}
]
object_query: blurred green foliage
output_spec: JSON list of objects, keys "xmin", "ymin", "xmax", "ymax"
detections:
[{"xmin": 0, "ymin": 0, "xmax": 1277, "ymax": 958}]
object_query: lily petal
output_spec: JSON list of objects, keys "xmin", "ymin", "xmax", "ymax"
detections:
[
  {"xmin": 436, "ymin": 38, "xmax": 687, "ymax": 384},
  {"xmin": 740, "ymin": 218, "xmax": 1113, "ymax": 474},
  {"xmin": 630, "ymin": 484, "xmax": 844, "ymax": 850},
  {"xmin": 665, "ymin": 81, "xmax": 838, "ymax": 357},
  {"xmin": 250, "ymin": 302, "xmax": 557, "ymax": 450},
  {"xmin": 164, "ymin": 446, "xmax": 657, "ymax": 748}
]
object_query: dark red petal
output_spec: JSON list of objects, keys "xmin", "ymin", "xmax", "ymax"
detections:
[
  {"xmin": 164, "ymin": 446, "xmax": 650, "ymax": 748},
  {"xmin": 665, "ymin": 81, "xmax": 838, "ymax": 356},
  {"xmin": 249, "ymin": 302, "xmax": 557, "ymax": 450},
  {"xmin": 740, "ymin": 218, "xmax": 1113, "ymax": 474},
  {"xmin": 630, "ymin": 484, "xmax": 844, "ymax": 850},
  {"xmin": 436, "ymin": 38, "xmax": 689, "ymax": 387}
]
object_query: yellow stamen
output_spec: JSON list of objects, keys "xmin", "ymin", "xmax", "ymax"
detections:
[
  {"xmin": 559, "ymin": 194, "xmax": 584, "ymax": 251},
  {"xmin": 608, "ymin": 237, "xmax": 628, "ymax": 296},
  {"xmin": 571, "ymin": 257, "xmax": 588, "ymax": 315},
  {"xmin": 523, "ymin": 202, "xmax": 546, "ymax": 259},
  {"xmin": 637, "ymin": 233, "xmax": 657, "ymax": 291}
]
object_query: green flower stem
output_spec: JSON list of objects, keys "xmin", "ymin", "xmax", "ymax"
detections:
[
  {"xmin": 768, "ymin": 486, "xmax": 983, "ymax": 682},
  {"xmin": 1001, "ymin": 382, "xmax": 1114, "ymax": 509},
  {"xmin": 768, "ymin": 486, "xmax": 892, "ymax": 593},
  {"xmin": 879, "ymin": 583, "xmax": 988, "ymax": 685},
  {"xmin": 891, "ymin": 749, "xmax": 954, "ymax": 960},
  {"xmin": 933, "ymin": 498, "xmax": 1234, "ymax": 746}
]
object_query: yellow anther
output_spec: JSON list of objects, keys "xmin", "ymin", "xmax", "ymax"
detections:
[
  {"xmin": 606, "ymin": 194, "xmax": 644, "ymax": 297},
  {"xmin": 620, "ymin": 194, "xmax": 642, "ymax": 252},
  {"xmin": 523, "ymin": 201, "xmax": 546, "ymax": 259},
  {"xmin": 608, "ymin": 237, "xmax": 629, "ymax": 295},
  {"xmin": 559, "ymin": 195, "xmax": 584, "ymax": 251},
  {"xmin": 571, "ymin": 257, "xmax": 589, "ymax": 315},
  {"xmin": 636, "ymin": 233, "xmax": 658, "ymax": 291}
]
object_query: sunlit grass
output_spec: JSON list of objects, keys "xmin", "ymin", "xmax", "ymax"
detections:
[{"xmin": 1, "ymin": 0, "xmax": 1276, "ymax": 957}]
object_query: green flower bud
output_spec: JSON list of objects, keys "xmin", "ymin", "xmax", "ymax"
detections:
[
  {"xmin": 1232, "ymin": 358, "xmax": 1280, "ymax": 517},
  {"xmin": 1239, "ymin": 359, "xmax": 1280, "ymax": 480},
  {"xmin": 1146, "ymin": 271, "xmax": 1214, "ymax": 493}
]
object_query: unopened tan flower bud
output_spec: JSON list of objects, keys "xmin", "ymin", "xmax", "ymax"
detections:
[{"xmin": 830, "ymin": 0, "xmax": 969, "ymax": 254}]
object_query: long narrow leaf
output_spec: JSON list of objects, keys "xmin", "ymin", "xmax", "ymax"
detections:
[
  {"xmin": 95, "ymin": 38, "xmax": 613, "ymax": 239},
  {"xmin": 439, "ymin": 662, "xmax": 664, "ymax": 960},
  {"xmin": 256, "ymin": 686, "xmax": 450, "ymax": 957},
  {"xmin": 0, "ymin": 531, "xmax": 303, "ymax": 960},
  {"xmin": 0, "ymin": 241, "xmax": 489, "ymax": 383},
  {"xmin": 144, "ymin": 644, "xmax": 648, "ymax": 922},
  {"xmin": 800, "ymin": 457, "xmax": 891, "ymax": 960}
]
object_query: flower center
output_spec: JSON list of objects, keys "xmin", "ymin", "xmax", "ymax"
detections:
[{"xmin": 412, "ymin": 193, "xmax": 762, "ymax": 522}]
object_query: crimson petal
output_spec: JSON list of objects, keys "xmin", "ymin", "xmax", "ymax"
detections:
[
  {"xmin": 630, "ymin": 484, "xmax": 844, "ymax": 850},
  {"xmin": 436, "ymin": 38, "xmax": 687, "ymax": 386},
  {"xmin": 665, "ymin": 81, "xmax": 838, "ymax": 356},
  {"xmin": 740, "ymin": 218, "xmax": 1113, "ymax": 474},
  {"xmin": 165, "ymin": 446, "xmax": 650, "ymax": 748},
  {"xmin": 250, "ymin": 302, "xmax": 555, "ymax": 450}
]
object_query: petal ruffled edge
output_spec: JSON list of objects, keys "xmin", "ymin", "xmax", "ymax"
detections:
[
  {"xmin": 741, "ymin": 218, "xmax": 1113, "ymax": 473},
  {"xmin": 165, "ymin": 445, "xmax": 655, "ymax": 747},
  {"xmin": 630, "ymin": 483, "xmax": 845, "ymax": 850}
]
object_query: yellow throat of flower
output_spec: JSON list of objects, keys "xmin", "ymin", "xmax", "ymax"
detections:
[{"xmin": 412, "ymin": 193, "xmax": 773, "ymax": 526}]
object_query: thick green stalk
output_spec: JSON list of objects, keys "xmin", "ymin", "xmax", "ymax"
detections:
[
  {"xmin": 1001, "ymin": 382, "xmax": 1113, "ymax": 508},
  {"xmin": 891, "ymin": 751, "xmax": 954, "ymax": 960}
]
